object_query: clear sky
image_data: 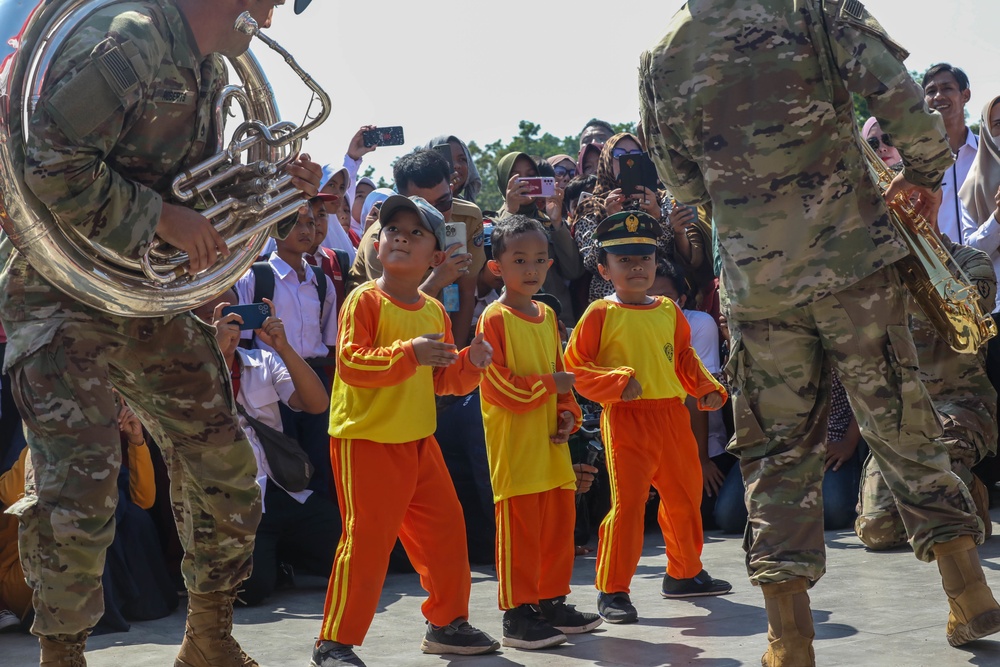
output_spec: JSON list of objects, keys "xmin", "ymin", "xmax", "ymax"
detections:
[{"xmin": 255, "ymin": 0, "xmax": 1000, "ymax": 184}]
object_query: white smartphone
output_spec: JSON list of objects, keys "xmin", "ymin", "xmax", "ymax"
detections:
[
  {"xmin": 518, "ymin": 176, "xmax": 556, "ymax": 198},
  {"xmin": 444, "ymin": 221, "xmax": 467, "ymax": 256}
]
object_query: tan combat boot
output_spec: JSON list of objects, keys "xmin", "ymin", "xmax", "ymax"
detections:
[
  {"xmin": 174, "ymin": 590, "xmax": 257, "ymax": 667},
  {"xmin": 39, "ymin": 631, "xmax": 87, "ymax": 667},
  {"xmin": 760, "ymin": 578, "xmax": 816, "ymax": 667},
  {"xmin": 933, "ymin": 535, "xmax": 1000, "ymax": 646}
]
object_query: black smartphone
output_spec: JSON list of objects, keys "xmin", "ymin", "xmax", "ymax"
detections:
[
  {"xmin": 617, "ymin": 152, "xmax": 659, "ymax": 196},
  {"xmin": 222, "ymin": 303, "xmax": 272, "ymax": 331},
  {"xmin": 432, "ymin": 143, "xmax": 454, "ymax": 170},
  {"xmin": 362, "ymin": 126, "xmax": 405, "ymax": 148}
]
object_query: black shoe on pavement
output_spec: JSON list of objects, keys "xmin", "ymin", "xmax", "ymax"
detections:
[
  {"xmin": 501, "ymin": 605, "xmax": 567, "ymax": 650},
  {"xmin": 538, "ymin": 596, "xmax": 603, "ymax": 634},
  {"xmin": 310, "ymin": 641, "xmax": 366, "ymax": 667},
  {"xmin": 661, "ymin": 569, "xmax": 733, "ymax": 598},
  {"xmin": 421, "ymin": 618, "xmax": 500, "ymax": 655},
  {"xmin": 596, "ymin": 592, "xmax": 638, "ymax": 624}
]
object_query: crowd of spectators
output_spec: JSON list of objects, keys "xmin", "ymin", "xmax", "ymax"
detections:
[{"xmin": 2, "ymin": 60, "xmax": 1000, "ymax": 639}]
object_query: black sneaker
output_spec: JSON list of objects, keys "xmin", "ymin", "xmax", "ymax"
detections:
[
  {"xmin": 310, "ymin": 641, "xmax": 366, "ymax": 667},
  {"xmin": 501, "ymin": 604, "xmax": 567, "ymax": 649},
  {"xmin": 421, "ymin": 618, "xmax": 500, "ymax": 655},
  {"xmin": 596, "ymin": 592, "xmax": 638, "ymax": 624},
  {"xmin": 538, "ymin": 596, "xmax": 603, "ymax": 634},
  {"xmin": 661, "ymin": 569, "xmax": 733, "ymax": 598}
]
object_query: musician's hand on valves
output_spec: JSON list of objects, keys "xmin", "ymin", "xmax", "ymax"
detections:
[
  {"xmin": 884, "ymin": 171, "xmax": 943, "ymax": 233},
  {"xmin": 286, "ymin": 152, "xmax": 323, "ymax": 199},
  {"xmin": 604, "ymin": 188, "xmax": 625, "ymax": 216},
  {"xmin": 156, "ymin": 203, "xmax": 229, "ymax": 275}
]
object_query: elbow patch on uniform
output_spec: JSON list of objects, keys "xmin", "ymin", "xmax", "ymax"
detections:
[{"xmin": 43, "ymin": 38, "xmax": 144, "ymax": 144}]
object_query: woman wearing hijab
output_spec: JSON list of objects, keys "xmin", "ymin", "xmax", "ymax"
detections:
[
  {"xmin": 495, "ymin": 152, "xmax": 585, "ymax": 324},
  {"xmin": 572, "ymin": 133, "xmax": 690, "ymax": 303},
  {"xmin": 548, "ymin": 154, "xmax": 577, "ymax": 190},
  {"xmin": 423, "ymin": 135, "xmax": 483, "ymax": 203},
  {"xmin": 960, "ymin": 97, "xmax": 1000, "ymax": 313},
  {"xmin": 359, "ymin": 187, "xmax": 394, "ymax": 234}
]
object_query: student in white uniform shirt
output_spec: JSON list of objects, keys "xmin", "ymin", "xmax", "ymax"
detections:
[
  {"xmin": 193, "ymin": 290, "xmax": 339, "ymax": 607},
  {"xmin": 235, "ymin": 205, "xmax": 338, "ymax": 498}
]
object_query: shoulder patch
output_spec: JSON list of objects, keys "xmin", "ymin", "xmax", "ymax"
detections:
[{"xmin": 473, "ymin": 231, "xmax": 484, "ymax": 247}]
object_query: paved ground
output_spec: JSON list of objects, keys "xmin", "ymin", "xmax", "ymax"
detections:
[{"xmin": 7, "ymin": 515, "xmax": 1000, "ymax": 666}]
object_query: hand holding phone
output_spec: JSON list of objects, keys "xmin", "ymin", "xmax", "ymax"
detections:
[
  {"xmin": 517, "ymin": 177, "xmax": 556, "ymax": 198},
  {"xmin": 362, "ymin": 126, "xmax": 405, "ymax": 148},
  {"xmin": 222, "ymin": 303, "xmax": 272, "ymax": 331},
  {"xmin": 617, "ymin": 152, "xmax": 659, "ymax": 197}
]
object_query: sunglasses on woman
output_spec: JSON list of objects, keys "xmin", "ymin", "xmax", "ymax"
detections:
[
  {"xmin": 553, "ymin": 165, "xmax": 575, "ymax": 177},
  {"xmin": 611, "ymin": 147, "xmax": 645, "ymax": 159},
  {"xmin": 867, "ymin": 133, "xmax": 893, "ymax": 151}
]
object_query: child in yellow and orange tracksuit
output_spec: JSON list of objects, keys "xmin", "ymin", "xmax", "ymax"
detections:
[
  {"xmin": 312, "ymin": 195, "xmax": 499, "ymax": 667},
  {"xmin": 476, "ymin": 215, "xmax": 603, "ymax": 650},
  {"xmin": 565, "ymin": 211, "xmax": 731, "ymax": 625}
]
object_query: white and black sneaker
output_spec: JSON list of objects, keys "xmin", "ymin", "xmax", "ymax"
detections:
[
  {"xmin": 538, "ymin": 596, "xmax": 603, "ymax": 634},
  {"xmin": 310, "ymin": 640, "xmax": 366, "ymax": 667},
  {"xmin": 596, "ymin": 591, "xmax": 638, "ymax": 624},
  {"xmin": 501, "ymin": 605, "xmax": 567, "ymax": 650}
]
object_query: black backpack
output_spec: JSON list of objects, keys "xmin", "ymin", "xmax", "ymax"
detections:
[{"xmin": 250, "ymin": 261, "xmax": 328, "ymax": 319}]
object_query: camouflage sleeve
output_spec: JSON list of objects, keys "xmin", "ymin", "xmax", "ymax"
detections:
[
  {"xmin": 638, "ymin": 50, "xmax": 709, "ymax": 206},
  {"xmin": 23, "ymin": 11, "xmax": 167, "ymax": 257},
  {"xmin": 821, "ymin": 0, "xmax": 953, "ymax": 189}
]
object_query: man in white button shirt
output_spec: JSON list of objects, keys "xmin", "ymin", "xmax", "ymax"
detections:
[
  {"xmin": 923, "ymin": 63, "xmax": 978, "ymax": 243},
  {"xmin": 194, "ymin": 289, "xmax": 338, "ymax": 608}
]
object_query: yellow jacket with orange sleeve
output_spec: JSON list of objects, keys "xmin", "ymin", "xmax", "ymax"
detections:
[
  {"xmin": 329, "ymin": 281, "xmax": 486, "ymax": 443},
  {"xmin": 564, "ymin": 297, "xmax": 726, "ymax": 408},
  {"xmin": 477, "ymin": 301, "xmax": 581, "ymax": 502}
]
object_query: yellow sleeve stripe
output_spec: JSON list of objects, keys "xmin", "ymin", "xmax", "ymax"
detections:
[{"xmin": 485, "ymin": 364, "xmax": 549, "ymax": 404}]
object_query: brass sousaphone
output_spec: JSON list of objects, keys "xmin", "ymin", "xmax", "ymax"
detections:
[{"xmin": 0, "ymin": 0, "xmax": 331, "ymax": 316}]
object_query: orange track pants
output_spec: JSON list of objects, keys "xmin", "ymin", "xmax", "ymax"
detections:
[
  {"xmin": 596, "ymin": 397, "xmax": 704, "ymax": 593},
  {"xmin": 319, "ymin": 436, "xmax": 471, "ymax": 645},
  {"xmin": 495, "ymin": 487, "xmax": 576, "ymax": 610}
]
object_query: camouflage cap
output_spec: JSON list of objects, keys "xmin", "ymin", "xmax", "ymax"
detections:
[
  {"xmin": 595, "ymin": 210, "xmax": 659, "ymax": 255},
  {"xmin": 378, "ymin": 195, "xmax": 448, "ymax": 250},
  {"xmin": 950, "ymin": 243, "xmax": 998, "ymax": 314}
]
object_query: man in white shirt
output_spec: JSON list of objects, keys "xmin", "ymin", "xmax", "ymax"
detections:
[
  {"xmin": 194, "ymin": 290, "xmax": 338, "ymax": 608},
  {"xmin": 924, "ymin": 63, "xmax": 978, "ymax": 244}
]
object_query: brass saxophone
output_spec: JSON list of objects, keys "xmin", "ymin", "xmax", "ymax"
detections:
[{"xmin": 860, "ymin": 137, "xmax": 997, "ymax": 353}]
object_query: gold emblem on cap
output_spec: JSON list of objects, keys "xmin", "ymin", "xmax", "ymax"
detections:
[{"xmin": 625, "ymin": 214, "xmax": 640, "ymax": 233}]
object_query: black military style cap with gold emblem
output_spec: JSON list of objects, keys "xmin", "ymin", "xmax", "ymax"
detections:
[{"xmin": 594, "ymin": 211, "xmax": 659, "ymax": 255}]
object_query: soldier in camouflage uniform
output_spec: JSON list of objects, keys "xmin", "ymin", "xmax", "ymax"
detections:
[
  {"xmin": 639, "ymin": 0, "xmax": 1000, "ymax": 664},
  {"xmin": 856, "ymin": 243, "xmax": 999, "ymax": 549},
  {"xmin": 0, "ymin": 1, "xmax": 321, "ymax": 666}
]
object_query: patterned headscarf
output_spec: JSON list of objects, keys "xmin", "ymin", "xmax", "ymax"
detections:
[{"xmin": 574, "ymin": 132, "xmax": 641, "ymax": 221}]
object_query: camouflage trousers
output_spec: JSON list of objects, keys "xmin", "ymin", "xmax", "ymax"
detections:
[
  {"xmin": 727, "ymin": 266, "xmax": 979, "ymax": 585},
  {"xmin": 856, "ymin": 419, "xmax": 985, "ymax": 550},
  {"xmin": 3, "ymin": 311, "xmax": 261, "ymax": 638}
]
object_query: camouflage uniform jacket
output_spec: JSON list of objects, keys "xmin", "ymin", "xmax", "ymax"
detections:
[
  {"xmin": 639, "ymin": 0, "xmax": 955, "ymax": 321},
  {"xmin": 0, "ymin": 0, "xmax": 226, "ymax": 367}
]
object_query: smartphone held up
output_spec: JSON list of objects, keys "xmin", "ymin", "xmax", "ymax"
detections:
[
  {"xmin": 222, "ymin": 303, "xmax": 272, "ymax": 331},
  {"xmin": 518, "ymin": 176, "xmax": 556, "ymax": 198}
]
